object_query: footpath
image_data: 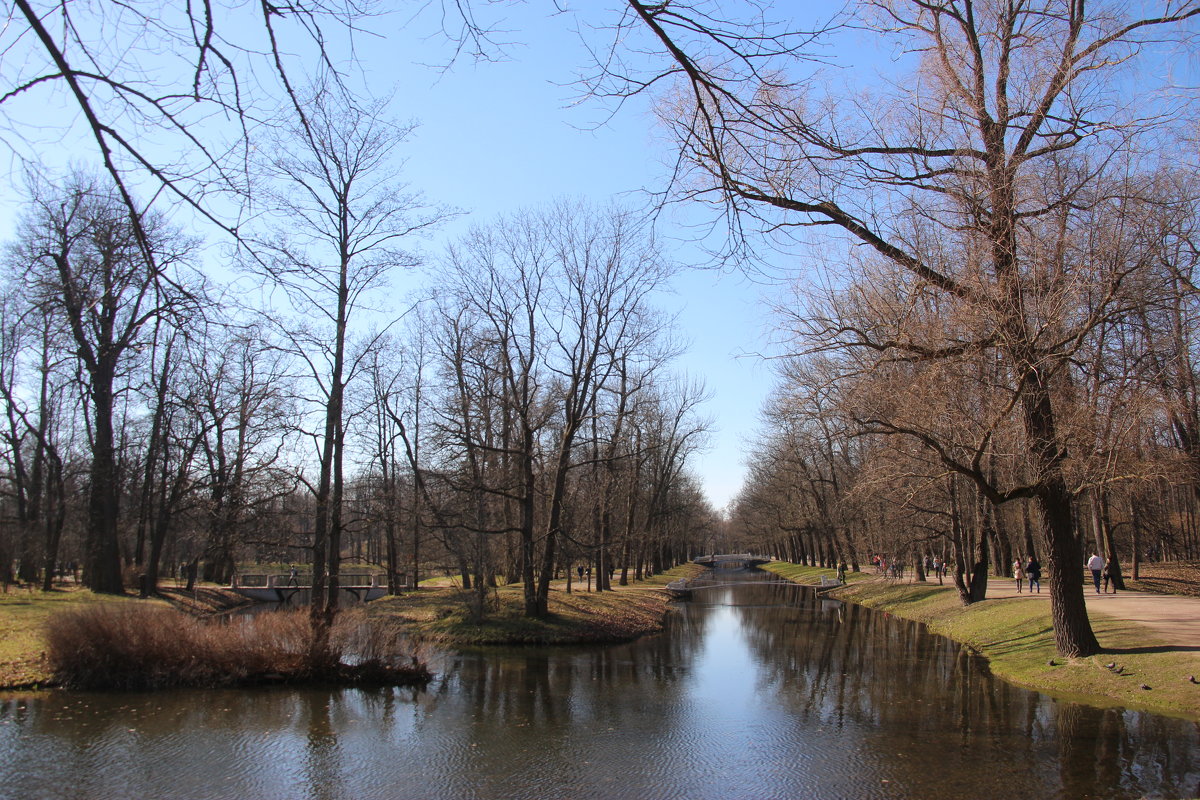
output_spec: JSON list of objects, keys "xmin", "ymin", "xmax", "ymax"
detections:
[{"xmin": 980, "ymin": 578, "xmax": 1200, "ymax": 650}]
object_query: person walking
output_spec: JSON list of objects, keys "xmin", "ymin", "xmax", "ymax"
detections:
[
  {"xmin": 1102, "ymin": 556, "xmax": 1119, "ymax": 594},
  {"xmin": 1012, "ymin": 558, "xmax": 1024, "ymax": 593},
  {"xmin": 1026, "ymin": 555, "xmax": 1041, "ymax": 593},
  {"xmin": 1086, "ymin": 552, "xmax": 1104, "ymax": 594}
]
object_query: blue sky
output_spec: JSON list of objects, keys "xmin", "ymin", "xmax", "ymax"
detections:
[
  {"xmin": 0, "ymin": 3, "xmax": 797, "ymax": 512},
  {"xmin": 11, "ymin": 2, "xmax": 1198, "ymax": 515},
  {"xmin": 349, "ymin": 4, "xmax": 787, "ymax": 511}
]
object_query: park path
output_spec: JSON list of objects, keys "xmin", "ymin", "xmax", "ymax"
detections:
[{"xmin": 969, "ymin": 578, "xmax": 1200, "ymax": 648}]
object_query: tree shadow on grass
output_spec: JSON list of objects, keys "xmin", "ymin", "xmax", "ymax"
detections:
[
  {"xmin": 881, "ymin": 584, "xmax": 947, "ymax": 604},
  {"xmin": 1103, "ymin": 644, "xmax": 1200, "ymax": 655},
  {"xmin": 983, "ymin": 626, "xmax": 1056, "ymax": 657}
]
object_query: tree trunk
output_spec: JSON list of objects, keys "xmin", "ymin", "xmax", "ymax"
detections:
[
  {"xmin": 1095, "ymin": 489, "xmax": 1126, "ymax": 591},
  {"xmin": 40, "ymin": 467, "xmax": 65, "ymax": 592},
  {"xmin": 520, "ymin": 427, "xmax": 538, "ymax": 616},
  {"xmin": 1038, "ymin": 478, "xmax": 1100, "ymax": 656},
  {"xmin": 84, "ymin": 379, "xmax": 124, "ymax": 594},
  {"xmin": 948, "ymin": 476, "xmax": 973, "ymax": 605},
  {"xmin": 968, "ymin": 492, "xmax": 991, "ymax": 603}
]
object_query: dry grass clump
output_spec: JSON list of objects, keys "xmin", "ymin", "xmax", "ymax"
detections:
[{"xmin": 45, "ymin": 604, "xmax": 429, "ymax": 690}]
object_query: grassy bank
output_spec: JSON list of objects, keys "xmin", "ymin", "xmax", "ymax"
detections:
[
  {"xmin": 0, "ymin": 588, "xmax": 171, "ymax": 689},
  {"xmin": 0, "ymin": 564, "xmax": 703, "ymax": 690},
  {"xmin": 761, "ymin": 562, "xmax": 1200, "ymax": 721},
  {"xmin": 761, "ymin": 561, "xmax": 870, "ymax": 586},
  {"xmin": 368, "ymin": 563, "xmax": 707, "ymax": 645}
]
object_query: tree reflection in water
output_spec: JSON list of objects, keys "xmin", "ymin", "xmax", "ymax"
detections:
[{"xmin": 0, "ymin": 572, "xmax": 1197, "ymax": 799}]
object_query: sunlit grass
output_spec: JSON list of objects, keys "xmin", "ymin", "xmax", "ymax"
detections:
[
  {"xmin": 765, "ymin": 565, "xmax": 1200, "ymax": 721},
  {"xmin": 371, "ymin": 563, "xmax": 707, "ymax": 645},
  {"xmin": 762, "ymin": 561, "xmax": 871, "ymax": 585}
]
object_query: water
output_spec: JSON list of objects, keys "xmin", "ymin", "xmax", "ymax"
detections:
[{"xmin": 1, "ymin": 572, "xmax": 1197, "ymax": 799}]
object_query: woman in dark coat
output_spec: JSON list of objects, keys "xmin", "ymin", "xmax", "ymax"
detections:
[{"xmin": 1025, "ymin": 556, "xmax": 1042, "ymax": 593}]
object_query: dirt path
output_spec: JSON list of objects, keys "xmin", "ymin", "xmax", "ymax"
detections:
[{"xmin": 964, "ymin": 578, "xmax": 1200, "ymax": 649}]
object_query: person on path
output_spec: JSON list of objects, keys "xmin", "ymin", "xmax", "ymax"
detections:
[
  {"xmin": 1102, "ymin": 556, "xmax": 1119, "ymax": 594},
  {"xmin": 1013, "ymin": 558, "xmax": 1024, "ymax": 593},
  {"xmin": 1087, "ymin": 552, "xmax": 1105, "ymax": 594},
  {"xmin": 1026, "ymin": 556, "xmax": 1042, "ymax": 593}
]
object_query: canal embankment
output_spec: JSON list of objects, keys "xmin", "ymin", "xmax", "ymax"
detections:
[
  {"xmin": 761, "ymin": 561, "xmax": 1200, "ymax": 721},
  {"xmin": 0, "ymin": 563, "xmax": 708, "ymax": 690},
  {"xmin": 366, "ymin": 562, "xmax": 708, "ymax": 646}
]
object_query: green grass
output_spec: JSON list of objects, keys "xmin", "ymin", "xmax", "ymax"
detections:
[
  {"xmin": 761, "ymin": 564, "xmax": 1200, "ymax": 721},
  {"xmin": 762, "ymin": 561, "xmax": 871, "ymax": 585}
]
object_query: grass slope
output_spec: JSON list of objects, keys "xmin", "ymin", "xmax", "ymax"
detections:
[
  {"xmin": 369, "ymin": 563, "xmax": 706, "ymax": 645},
  {"xmin": 762, "ymin": 562, "xmax": 1200, "ymax": 721},
  {"xmin": 0, "ymin": 564, "xmax": 705, "ymax": 689}
]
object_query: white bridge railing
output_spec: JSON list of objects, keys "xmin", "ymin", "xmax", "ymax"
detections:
[{"xmin": 231, "ymin": 573, "xmax": 401, "ymax": 590}]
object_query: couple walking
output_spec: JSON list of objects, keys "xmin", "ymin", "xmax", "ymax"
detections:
[
  {"xmin": 1012, "ymin": 556, "xmax": 1042, "ymax": 593},
  {"xmin": 1087, "ymin": 553, "xmax": 1120, "ymax": 594}
]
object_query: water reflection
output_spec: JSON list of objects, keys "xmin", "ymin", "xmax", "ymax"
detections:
[{"xmin": 0, "ymin": 570, "xmax": 1197, "ymax": 799}]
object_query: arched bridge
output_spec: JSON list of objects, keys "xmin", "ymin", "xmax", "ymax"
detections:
[
  {"xmin": 666, "ymin": 554, "xmax": 776, "ymax": 597},
  {"xmin": 693, "ymin": 554, "xmax": 773, "ymax": 570},
  {"xmin": 230, "ymin": 572, "xmax": 397, "ymax": 605}
]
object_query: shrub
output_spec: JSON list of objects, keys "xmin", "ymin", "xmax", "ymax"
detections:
[{"xmin": 45, "ymin": 604, "xmax": 428, "ymax": 689}]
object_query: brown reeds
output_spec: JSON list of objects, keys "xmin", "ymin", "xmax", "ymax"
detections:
[{"xmin": 45, "ymin": 604, "xmax": 430, "ymax": 690}]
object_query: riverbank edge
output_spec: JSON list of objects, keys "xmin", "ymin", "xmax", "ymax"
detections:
[
  {"xmin": 367, "ymin": 563, "xmax": 708, "ymax": 647},
  {"xmin": 760, "ymin": 561, "xmax": 1200, "ymax": 722},
  {"xmin": 0, "ymin": 564, "xmax": 707, "ymax": 691}
]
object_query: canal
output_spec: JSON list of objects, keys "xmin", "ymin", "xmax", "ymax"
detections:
[{"xmin": 1, "ymin": 570, "xmax": 1197, "ymax": 799}]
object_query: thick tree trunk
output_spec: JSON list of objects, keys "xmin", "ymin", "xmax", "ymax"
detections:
[
  {"xmin": 948, "ymin": 476, "xmax": 974, "ymax": 605},
  {"xmin": 1020, "ymin": 375, "xmax": 1101, "ymax": 656},
  {"xmin": 40, "ymin": 474, "xmax": 65, "ymax": 592},
  {"xmin": 1095, "ymin": 490, "xmax": 1126, "ymax": 591},
  {"xmin": 84, "ymin": 381, "xmax": 123, "ymax": 594},
  {"xmin": 520, "ymin": 430, "xmax": 538, "ymax": 616},
  {"xmin": 1037, "ymin": 478, "xmax": 1099, "ymax": 656},
  {"xmin": 385, "ymin": 516, "xmax": 400, "ymax": 595},
  {"xmin": 968, "ymin": 492, "xmax": 991, "ymax": 603}
]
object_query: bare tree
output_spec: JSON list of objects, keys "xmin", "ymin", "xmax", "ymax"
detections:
[
  {"xmin": 1, "ymin": 1, "xmax": 389, "ymax": 256},
  {"xmin": 436, "ymin": 201, "xmax": 673, "ymax": 616},
  {"xmin": 246, "ymin": 84, "xmax": 444, "ymax": 663},
  {"xmin": 607, "ymin": 0, "xmax": 1200, "ymax": 657},
  {"xmin": 432, "ymin": 242, "xmax": 548, "ymax": 616},
  {"xmin": 180, "ymin": 324, "xmax": 296, "ymax": 586},
  {"xmin": 0, "ymin": 292, "xmax": 69, "ymax": 586},
  {"xmin": 532, "ymin": 202, "xmax": 673, "ymax": 613},
  {"xmin": 359, "ymin": 327, "xmax": 434, "ymax": 597},
  {"xmin": 10, "ymin": 173, "xmax": 196, "ymax": 593}
]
